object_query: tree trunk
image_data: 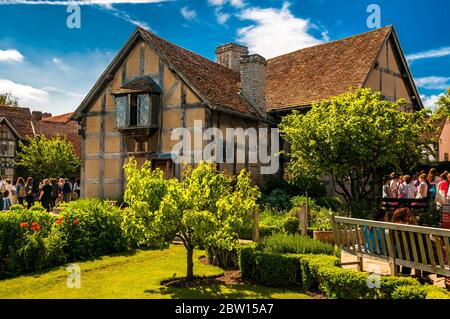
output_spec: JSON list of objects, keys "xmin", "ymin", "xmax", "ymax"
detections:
[{"xmin": 186, "ymin": 246, "xmax": 194, "ymax": 280}]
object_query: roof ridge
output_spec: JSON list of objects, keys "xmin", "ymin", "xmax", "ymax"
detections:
[
  {"xmin": 268, "ymin": 25, "xmax": 392, "ymax": 62},
  {"xmin": 138, "ymin": 27, "xmax": 240, "ymax": 76}
]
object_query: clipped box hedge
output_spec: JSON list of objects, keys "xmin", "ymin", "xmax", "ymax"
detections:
[{"xmin": 239, "ymin": 246, "xmax": 450, "ymax": 299}]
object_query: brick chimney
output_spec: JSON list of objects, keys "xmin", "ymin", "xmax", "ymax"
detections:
[
  {"xmin": 32, "ymin": 111, "xmax": 43, "ymax": 121},
  {"xmin": 240, "ymin": 54, "xmax": 267, "ymax": 115},
  {"xmin": 216, "ymin": 43, "xmax": 249, "ymax": 72}
]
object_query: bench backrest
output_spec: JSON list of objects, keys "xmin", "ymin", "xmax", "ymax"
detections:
[{"xmin": 332, "ymin": 216, "xmax": 450, "ymax": 277}]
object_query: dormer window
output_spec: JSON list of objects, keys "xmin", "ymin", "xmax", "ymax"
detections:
[{"xmin": 112, "ymin": 77, "xmax": 161, "ymax": 130}]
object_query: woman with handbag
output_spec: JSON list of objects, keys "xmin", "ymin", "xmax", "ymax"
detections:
[{"xmin": 16, "ymin": 177, "xmax": 26, "ymax": 206}]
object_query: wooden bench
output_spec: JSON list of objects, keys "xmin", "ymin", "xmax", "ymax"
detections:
[{"xmin": 332, "ymin": 216, "xmax": 450, "ymax": 277}]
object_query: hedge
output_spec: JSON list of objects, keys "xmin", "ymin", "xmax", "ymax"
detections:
[
  {"xmin": 239, "ymin": 247, "xmax": 450, "ymax": 299},
  {"xmin": 260, "ymin": 233, "xmax": 339, "ymax": 256}
]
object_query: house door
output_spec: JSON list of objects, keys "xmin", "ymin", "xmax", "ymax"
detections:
[{"xmin": 151, "ymin": 159, "xmax": 173, "ymax": 178}]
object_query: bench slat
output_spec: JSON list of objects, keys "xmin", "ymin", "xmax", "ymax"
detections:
[
  {"xmin": 354, "ymin": 226, "xmax": 363, "ymax": 254},
  {"xmin": 401, "ymin": 231, "xmax": 411, "ymax": 262},
  {"xmin": 372, "ymin": 226, "xmax": 381, "ymax": 255},
  {"xmin": 409, "ymin": 232, "xmax": 420, "ymax": 265},
  {"xmin": 394, "ymin": 230, "xmax": 403, "ymax": 260},
  {"xmin": 444, "ymin": 237, "xmax": 450, "ymax": 267},
  {"xmin": 425, "ymin": 235, "xmax": 437, "ymax": 272},
  {"xmin": 417, "ymin": 233, "xmax": 428, "ymax": 265},
  {"xmin": 379, "ymin": 227, "xmax": 388, "ymax": 257},
  {"xmin": 435, "ymin": 236, "xmax": 446, "ymax": 271}
]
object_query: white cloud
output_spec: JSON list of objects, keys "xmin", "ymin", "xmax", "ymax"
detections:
[
  {"xmin": 0, "ymin": 79, "xmax": 48, "ymax": 103},
  {"xmin": 208, "ymin": 0, "xmax": 244, "ymax": 8},
  {"xmin": 180, "ymin": 6, "xmax": 197, "ymax": 21},
  {"xmin": 321, "ymin": 30, "xmax": 330, "ymax": 42},
  {"xmin": 0, "ymin": 0, "xmax": 167, "ymax": 5},
  {"xmin": 99, "ymin": 4, "xmax": 151, "ymax": 30},
  {"xmin": 230, "ymin": 0, "xmax": 244, "ymax": 8},
  {"xmin": 236, "ymin": 2, "xmax": 323, "ymax": 58},
  {"xmin": 421, "ymin": 93, "xmax": 445, "ymax": 110},
  {"xmin": 406, "ymin": 47, "xmax": 450, "ymax": 62},
  {"xmin": 0, "ymin": 49, "xmax": 114, "ymax": 114},
  {"xmin": 42, "ymin": 86, "xmax": 85, "ymax": 98},
  {"xmin": 415, "ymin": 76, "xmax": 450, "ymax": 90},
  {"xmin": 0, "ymin": 49, "xmax": 24, "ymax": 63},
  {"xmin": 216, "ymin": 10, "xmax": 230, "ymax": 25},
  {"xmin": 0, "ymin": 0, "xmax": 169, "ymax": 30}
]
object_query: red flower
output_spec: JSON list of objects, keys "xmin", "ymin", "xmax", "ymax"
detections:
[
  {"xmin": 31, "ymin": 222, "xmax": 40, "ymax": 231},
  {"xmin": 72, "ymin": 219, "xmax": 79, "ymax": 225},
  {"xmin": 20, "ymin": 222, "xmax": 29, "ymax": 228},
  {"xmin": 55, "ymin": 217, "xmax": 64, "ymax": 225}
]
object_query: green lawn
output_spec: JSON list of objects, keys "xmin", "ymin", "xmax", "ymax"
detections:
[{"xmin": 0, "ymin": 245, "xmax": 311, "ymax": 299}]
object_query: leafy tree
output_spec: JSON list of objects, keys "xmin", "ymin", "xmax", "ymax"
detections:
[
  {"xmin": 279, "ymin": 88, "xmax": 436, "ymax": 206},
  {"xmin": 0, "ymin": 92, "xmax": 19, "ymax": 106},
  {"xmin": 430, "ymin": 88, "xmax": 450, "ymax": 122},
  {"xmin": 16, "ymin": 135, "xmax": 80, "ymax": 180},
  {"xmin": 122, "ymin": 159, "xmax": 260, "ymax": 280}
]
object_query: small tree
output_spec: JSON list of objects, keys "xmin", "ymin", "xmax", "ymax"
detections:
[
  {"xmin": 0, "ymin": 92, "xmax": 19, "ymax": 106},
  {"xmin": 16, "ymin": 135, "xmax": 80, "ymax": 180},
  {"xmin": 122, "ymin": 159, "xmax": 260, "ymax": 280},
  {"xmin": 279, "ymin": 88, "xmax": 436, "ymax": 206},
  {"xmin": 430, "ymin": 88, "xmax": 450, "ymax": 122}
]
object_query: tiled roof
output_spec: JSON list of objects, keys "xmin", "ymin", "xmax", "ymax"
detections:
[
  {"xmin": 75, "ymin": 26, "xmax": 402, "ymax": 120},
  {"xmin": 0, "ymin": 105, "xmax": 33, "ymax": 138},
  {"xmin": 266, "ymin": 26, "xmax": 392, "ymax": 111},
  {"xmin": 33, "ymin": 120, "xmax": 81, "ymax": 157},
  {"xmin": 43, "ymin": 112, "xmax": 74, "ymax": 124},
  {"xmin": 139, "ymin": 29, "xmax": 260, "ymax": 117}
]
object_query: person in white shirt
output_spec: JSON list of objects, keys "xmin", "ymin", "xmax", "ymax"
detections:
[
  {"xmin": 416, "ymin": 174, "xmax": 428, "ymax": 199},
  {"xmin": 401, "ymin": 175, "xmax": 416, "ymax": 199}
]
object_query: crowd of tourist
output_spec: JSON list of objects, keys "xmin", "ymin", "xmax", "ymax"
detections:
[
  {"xmin": 0, "ymin": 177, "xmax": 80, "ymax": 212},
  {"xmin": 382, "ymin": 168, "xmax": 450, "ymax": 204}
]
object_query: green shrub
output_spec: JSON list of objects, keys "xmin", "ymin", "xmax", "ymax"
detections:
[
  {"xmin": 239, "ymin": 247, "xmax": 300, "ymax": 286},
  {"xmin": 54, "ymin": 199, "xmax": 128, "ymax": 260},
  {"xmin": 0, "ymin": 208, "xmax": 55, "ymax": 277},
  {"xmin": 260, "ymin": 233, "xmax": 338, "ymax": 256},
  {"xmin": 317, "ymin": 265, "xmax": 372, "ymax": 299},
  {"xmin": 253, "ymin": 252, "xmax": 301, "ymax": 286},
  {"xmin": 258, "ymin": 206, "xmax": 285, "ymax": 238},
  {"xmin": 391, "ymin": 285, "xmax": 427, "ymax": 299},
  {"xmin": 239, "ymin": 246, "xmax": 256, "ymax": 280},
  {"xmin": 424, "ymin": 286, "xmax": 450, "ymax": 299},
  {"xmin": 259, "ymin": 225, "xmax": 282, "ymax": 238},
  {"xmin": 0, "ymin": 199, "xmax": 130, "ymax": 278},
  {"xmin": 378, "ymin": 276, "xmax": 420, "ymax": 299},
  {"xmin": 261, "ymin": 189, "xmax": 292, "ymax": 210},
  {"xmin": 310, "ymin": 207, "xmax": 333, "ymax": 231},
  {"xmin": 283, "ymin": 216, "xmax": 299, "ymax": 235},
  {"xmin": 298, "ymin": 254, "xmax": 340, "ymax": 291}
]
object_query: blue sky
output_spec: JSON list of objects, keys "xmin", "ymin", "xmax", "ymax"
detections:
[{"xmin": 0, "ymin": 0, "xmax": 449, "ymax": 115}]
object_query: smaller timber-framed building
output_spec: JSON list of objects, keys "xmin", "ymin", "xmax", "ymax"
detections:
[{"xmin": 72, "ymin": 25, "xmax": 423, "ymax": 200}]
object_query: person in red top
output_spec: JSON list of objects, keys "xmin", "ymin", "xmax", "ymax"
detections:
[{"xmin": 437, "ymin": 173, "xmax": 449, "ymax": 200}]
